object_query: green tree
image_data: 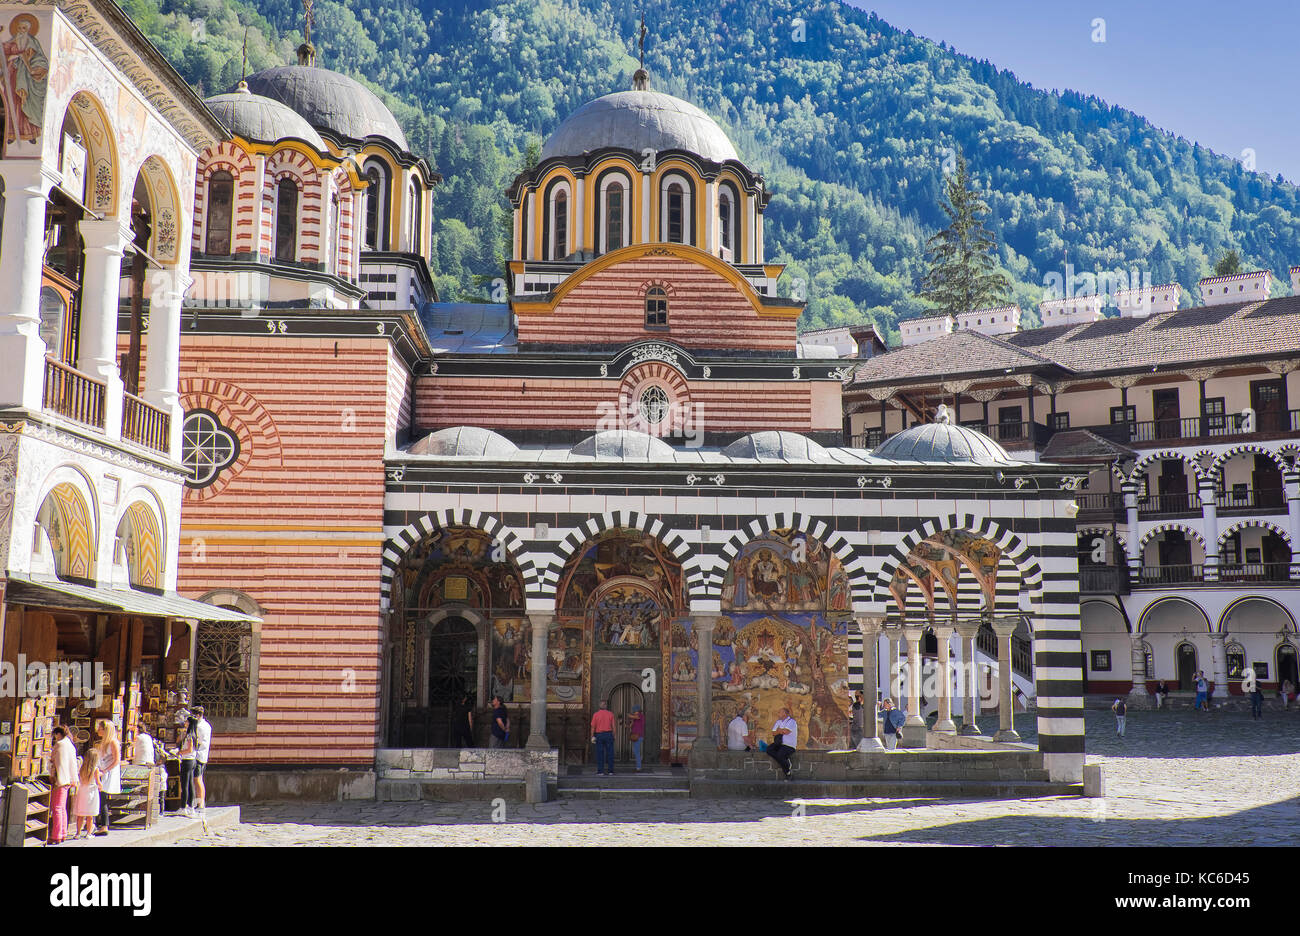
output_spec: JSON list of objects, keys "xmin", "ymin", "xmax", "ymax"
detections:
[
  {"xmin": 916, "ymin": 155, "xmax": 1009, "ymax": 316},
  {"xmin": 1212, "ymin": 249, "xmax": 1242, "ymax": 276}
]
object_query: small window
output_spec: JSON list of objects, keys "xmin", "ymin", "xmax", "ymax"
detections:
[
  {"xmin": 666, "ymin": 183, "xmax": 684, "ymax": 244},
  {"xmin": 719, "ymin": 190, "xmax": 732, "ymax": 252},
  {"xmin": 605, "ymin": 182, "xmax": 624, "ymax": 253},
  {"xmin": 205, "ymin": 171, "xmax": 234, "ymax": 256},
  {"xmin": 645, "ymin": 286, "xmax": 668, "ymax": 327},
  {"xmin": 275, "ymin": 178, "xmax": 298, "ymax": 262},
  {"xmin": 552, "ymin": 190, "xmax": 568, "ymax": 260},
  {"xmin": 1110, "ymin": 405, "xmax": 1136, "ymax": 425},
  {"xmin": 639, "ymin": 385, "xmax": 671, "ymax": 425},
  {"xmin": 1050, "ymin": 412, "xmax": 1070, "ymax": 431}
]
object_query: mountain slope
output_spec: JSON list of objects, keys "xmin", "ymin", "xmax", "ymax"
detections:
[{"xmin": 129, "ymin": 0, "xmax": 1300, "ymax": 339}]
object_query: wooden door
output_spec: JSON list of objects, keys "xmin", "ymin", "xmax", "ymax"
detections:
[
  {"xmin": 1153, "ymin": 388, "xmax": 1181, "ymax": 439},
  {"xmin": 1251, "ymin": 379, "xmax": 1287, "ymax": 433},
  {"xmin": 608, "ymin": 682, "xmax": 644, "ymax": 763},
  {"xmin": 1158, "ymin": 461, "xmax": 1188, "ymax": 512},
  {"xmin": 1176, "ymin": 643, "xmax": 1197, "ymax": 690},
  {"xmin": 427, "ymin": 617, "xmax": 477, "ymax": 747},
  {"xmin": 1253, "ymin": 455, "xmax": 1284, "ymax": 510}
]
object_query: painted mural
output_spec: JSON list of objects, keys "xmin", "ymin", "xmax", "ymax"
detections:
[
  {"xmin": 592, "ymin": 580, "xmax": 663, "ymax": 648},
  {"xmin": 557, "ymin": 528, "xmax": 684, "ymax": 613},
  {"xmin": 403, "ymin": 527, "xmax": 524, "ymax": 612},
  {"xmin": 543, "ymin": 621, "xmax": 583, "ymax": 703},
  {"xmin": 888, "ymin": 531, "xmax": 1002, "ymax": 617},
  {"xmin": 667, "ymin": 530, "xmax": 855, "ymax": 756},
  {"xmin": 2, "ymin": 14, "xmax": 48, "ymax": 147},
  {"xmin": 490, "ymin": 617, "xmax": 529, "ymax": 703}
]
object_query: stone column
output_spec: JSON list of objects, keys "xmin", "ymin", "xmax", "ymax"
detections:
[
  {"xmin": 0, "ymin": 161, "xmax": 55, "ymax": 412},
  {"xmin": 144, "ymin": 268, "xmax": 191, "ymax": 458},
  {"xmin": 855, "ymin": 615, "xmax": 884, "ymax": 750},
  {"xmin": 991, "ymin": 619, "xmax": 1021, "ymax": 742},
  {"xmin": 704, "ymin": 178, "xmax": 718, "ymax": 255},
  {"xmin": 954, "ymin": 623, "xmax": 982, "ymax": 735},
  {"xmin": 1127, "ymin": 632, "xmax": 1149, "ymax": 707},
  {"xmin": 1286, "ymin": 468, "xmax": 1300, "ymax": 580},
  {"xmin": 524, "ymin": 191, "xmax": 536, "ymax": 261},
  {"xmin": 931, "ymin": 625, "xmax": 957, "ymax": 733},
  {"xmin": 884, "ymin": 625, "xmax": 904, "ymax": 706},
  {"xmin": 77, "ymin": 219, "xmax": 131, "ymax": 440},
  {"xmin": 1199, "ymin": 477, "xmax": 1219, "ymax": 582},
  {"xmin": 573, "ymin": 172, "xmax": 586, "ymax": 254},
  {"xmin": 1122, "ymin": 480, "xmax": 1141, "ymax": 585},
  {"xmin": 1209, "ymin": 632, "xmax": 1228, "ymax": 704},
  {"xmin": 902, "ymin": 626, "xmax": 925, "ymax": 729},
  {"xmin": 525, "ymin": 614, "xmax": 552, "ymax": 750},
  {"xmin": 695, "ymin": 615, "xmax": 716, "ymax": 751}
]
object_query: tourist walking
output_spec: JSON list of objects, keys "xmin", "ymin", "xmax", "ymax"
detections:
[
  {"xmin": 94, "ymin": 719, "xmax": 121, "ymax": 836},
  {"xmin": 1194, "ymin": 671, "xmax": 1209, "ymax": 711},
  {"xmin": 626, "ymin": 705, "xmax": 646, "ymax": 771},
  {"xmin": 452, "ymin": 692, "xmax": 475, "ymax": 747},
  {"xmin": 72, "ymin": 750, "xmax": 101, "ymax": 839},
  {"xmin": 489, "ymin": 695, "xmax": 509, "ymax": 748},
  {"xmin": 1282, "ymin": 679, "xmax": 1295, "ymax": 711},
  {"xmin": 194, "ymin": 706, "xmax": 211, "ymax": 816},
  {"xmin": 1250, "ymin": 682, "xmax": 1264, "ymax": 719},
  {"xmin": 47, "ymin": 724, "xmax": 78, "ymax": 845},
  {"xmin": 1111, "ymin": 697, "xmax": 1127, "ymax": 737},
  {"xmin": 1153, "ymin": 680, "xmax": 1167, "ymax": 709},
  {"xmin": 849, "ymin": 690, "xmax": 865, "ymax": 748},
  {"xmin": 591, "ymin": 699, "xmax": 616, "ymax": 775},
  {"xmin": 765, "ymin": 706, "xmax": 798, "ymax": 779},
  {"xmin": 879, "ymin": 698, "xmax": 906, "ymax": 750},
  {"xmin": 175, "ymin": 716, "xmax": 198, "ymax": 817},
  {"xmin": 726, "ymin": 707, "xmax": 752, "ymax": 751}
]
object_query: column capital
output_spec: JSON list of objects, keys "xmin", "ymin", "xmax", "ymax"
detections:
[
  {"xmin": 954, "ymin": 622, "xmax": 981, "ymax": 640},
  {"xmin": 77, "ymin": 217, "xmax": 133, "ymax": 252},
  {"xmin": 854, "ymin": 614, "xmax": 885, "ymax": 637},
  {"xmin": 902, "ymin": 625, "xmax": 925, "ymax": 641},
  {"xmin": 1208, "ymin": 631, "xmax": 1226, "ymax": 644},
  {"xmin": 527, "ymin": 612, "xmax": 555, "ymax": 625},
  {"xmin": 931, "ymin": 624, "xmax": 955, "ymax": 639},
  {"xmin": 990, "ymin": 619, "xmax": 1019, "ymax": 638}
]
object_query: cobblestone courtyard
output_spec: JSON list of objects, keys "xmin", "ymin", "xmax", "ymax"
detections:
[{"xmin": 172, "ymin": 709, "xmax": 1300, "ymax": 846}]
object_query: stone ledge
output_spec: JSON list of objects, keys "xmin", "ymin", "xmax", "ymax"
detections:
[{"xmin": 689, "ymin": 778, "xmax": 1083, "ymax": 799}]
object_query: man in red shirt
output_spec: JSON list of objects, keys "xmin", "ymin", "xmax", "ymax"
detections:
[{"xmin": 591, "ymin": 700, "xmax": 617, "ymax": 776}]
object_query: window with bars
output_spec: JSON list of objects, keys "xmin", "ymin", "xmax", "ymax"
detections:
[
  {"xmin": 205, "ymin": 171, "xmax": 234, "ymax": 256},
  {"xmin": 275, "ymin": 178, "xmax": 298, "ymax": 262},
  {"xmin": 645, "ymin": 286, "xmax": 668, "ymax": 327},
  {"xmin": 194, "ymin": 618, "xmax": 258, "ymax": 729}
]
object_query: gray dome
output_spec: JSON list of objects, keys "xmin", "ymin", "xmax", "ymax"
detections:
[
  {"xmin": 409, "ymin": 427, "xmax": 518, "ymax": 458},
  {"xmin": 541, "ymin": 89, "xmax": 738, "ymax": 163},
  {"xmin": 205, "ymin": 86, "xmax": 326, "ymax": 150},
  {"xmin": 872, "ymin": 422, "xmax": 1012, "ymax": 465},
  {"xmin": 571, "ymin": 430, "xmax": 676, "ymax": 460},
  {"xmin": 722, "ymin": 431, "xmax": 834, "ymax": 463},
  {"xmin": 242, "ymin": 66, "xmax": 408, "ymax": 150}
]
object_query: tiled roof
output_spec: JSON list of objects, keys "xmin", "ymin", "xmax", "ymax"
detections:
[
  {"xmin": 853, "ymin": 296, "xmax": 1300, "ymax": 386},
  {"xmin": 1039, "ymin": 429, "xmax": 1135, "ymax": 462}
]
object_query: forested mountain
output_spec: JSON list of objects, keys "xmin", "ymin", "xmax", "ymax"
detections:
[{"xmin": 124, "ymin": 0, "xmax": 1300, "ymax": 339}]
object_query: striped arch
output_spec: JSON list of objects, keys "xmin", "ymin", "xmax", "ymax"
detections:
[
  {"xmin": 1209, "ymin": 443, "xmax": 1289, "ymax": 480},
  {"xmin": 1276, "ymin": 442, "xmax": 1300, "ymax": 465},
  {"xmin": 35, "ymin": 481, "xmax": 96, "ymax": 581},
  {"xmin": 179, "ymin": 377, "xmax": 284, "ymax": 502},
  {"xmin": 547, "ymin": 511, "xmax": 695, "ymax": 602},
  {"xmin": 871, "ymin": 513, "xmax": 1043, "ymax": 608},
  {"xmin": 1077, "ymin": 526, "xmax": 1128, "ymax": 554},
  {"xmin": 1129, "ymin": 450, "xmax": 1207, "ymax": 485},
  {"xmin": 380, "ymin": 508, "xmax": 537, "ymax": 606},
  {"xmin": 1217, "ymin": 518, "xmax": 1294, "ymax": 552},
  {"xmin": 1137, "ymin": 522, "xmax": 1207, "ymax": 554},
  {"xmin": 193, "ymin": 142, "xmax": 256, "ymax": 255},
  {"xmin": 115, "ymin": 497, "xmax": 163, "ymax": 589},
  {"xmin": 708, "ymin": 511, "xmax": 866, "ymax": 607}
]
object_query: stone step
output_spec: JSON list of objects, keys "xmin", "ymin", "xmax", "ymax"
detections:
[
  {"xmin": 560, "ymin": 787, "xmax": 691, "ymax": 799},
  {"xmin": 690, "ymin": 778, "xmax": 1082, "ymax": 799}
]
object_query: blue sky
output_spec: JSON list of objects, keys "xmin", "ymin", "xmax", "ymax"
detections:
[{"xmin": 849, "ymin": 0, "xmax": 1300, "ymax": 184}]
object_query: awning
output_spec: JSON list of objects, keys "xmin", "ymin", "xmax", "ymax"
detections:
[{"xmin": 3, "ymin": 574, "xmax": 261, "ymax": 623}]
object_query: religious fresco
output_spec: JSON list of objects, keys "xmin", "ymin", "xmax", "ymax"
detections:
[
  {"xmin": 557, "ymin": 528, "xmax": 684, "ymax": 614},
  {"xmin": 490, "ymin": 617, "xmax": 529, "ymax": 703},
  {"xmin": 592, "ymin": 580, "xmax": 663, "ymax": 648},
  {"xmin": 721, "ymin": 530, "xmax": 851, "ymax": 613},
  {"xmin": 542, "ymin": 622, "xmax": 583, "ymax": 703},
  {"xmin": 889, "ymin": 532, "xmax": 1002, "ymax": 617},
  {"xmin": 2, "ymin": 14, "xmax": 48, "ymax": 148},
  {"xmin": 403, "ymin": 527, "xmax": 524, "ymax": 611}
]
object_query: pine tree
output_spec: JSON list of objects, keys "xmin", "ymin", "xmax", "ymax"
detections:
[
  {"xmin": 916, "ymin": 154, "xmax": 1009, "ymax": 316},
  {"xmin": 1212, "ymin": 249, "xmax": 1242, "ymax": 276}
]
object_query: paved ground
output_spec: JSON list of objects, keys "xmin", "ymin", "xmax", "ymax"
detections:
[{"xmin": 170, "ymin": 709, "xmax": 1300, "ymax": 846}]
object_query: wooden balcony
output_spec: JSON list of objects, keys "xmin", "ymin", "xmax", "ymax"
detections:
[
  {"xmin": 42, "ymin": 357, "xmax": 105, "ymax": 430},
  {"xmin": 122, "ymin": 391, "xmax": 170, "ymax": 455}
]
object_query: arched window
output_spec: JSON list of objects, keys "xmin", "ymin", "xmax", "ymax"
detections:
[
  {"xmin": 718, "ymin": 188, "xmax": 734, "ymax": 257},
  {"xmin": 666, "ymin": 183, "xmax": 684, "ymax": 244},
  {"xmin": 604, "ymin": 181, "xmax": 624, "ymax": 253},
  {"xmin": 645, "ymin": 285, "xmax": 668, "ymax": 327},
  {"xmin": 329, "ymin": 193, "xmax": 340, "ymax": 274},
  {"xmin": 408, "ymin": 180, "xmax": 421, "ymax": 253},
  {"xmin": 363, "ymin": 161, "xmax": 389, "ymax": 251},
  {"xmin": 551, "ymin": 189, "xmax": 568, "ymax": 260},
  {"xmin": 275, "ymin": 178, "xmax": 298, "ymax": 262},
  {"xmin": 205, "ymin": 171, "xmax": 233, "ymax": 256}
]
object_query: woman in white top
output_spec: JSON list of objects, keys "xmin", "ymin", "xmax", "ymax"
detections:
[
  {"xmin": 94, "ymin": 720, "xmax": 121, "ymax": 836},
  {"xmin": 175, "ymin": 716, "xmax": 199, "ymax": 818}
]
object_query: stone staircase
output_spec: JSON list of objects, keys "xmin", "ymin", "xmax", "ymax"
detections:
[{"xmin": 557, "ymin": 765, "xmax": 691, "ymax": 799}]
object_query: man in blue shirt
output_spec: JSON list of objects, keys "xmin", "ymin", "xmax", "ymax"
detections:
[{"xmin": 489, "ymin": 695, "xmax": 510, "ymax": 748}]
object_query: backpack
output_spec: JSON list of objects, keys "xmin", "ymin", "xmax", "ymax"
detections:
[{"xmin": 1115, "ymin": 700, "xmax": 1126, "ymax": 716}]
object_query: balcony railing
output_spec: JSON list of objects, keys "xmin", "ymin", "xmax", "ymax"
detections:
[
  {"xmin": 1077, "ymin": 492, "xmax": 1125, "ymax": 518},
  {"xmin": 1137, "ymin": 564, "xmax": 1205, "ymax": 585},
  {"xmin": 1216, "ymin": 488, "xmax": 1286, "ymax": 512},
  {"xmin": 1137, "ymin": 492, "xmax": 1202, "ymax": 516},
  {"xmin": 42, "ymin": 357, "xmax": 105, "ymax": 430},
  {"xmin": 1079, "ymin": 565, "xmax": 1130, "ymax": 595},
  {"xmin": 1131, "ymin": 562, "xmax": 1300, "ymax": 588},
  {"xmin": 1218, "ymin": 562, "xmax": 1295, "ymax": 583},
  {"xmin": 122, "ymin": 391, "xmax": 170, "ymax": 454}
]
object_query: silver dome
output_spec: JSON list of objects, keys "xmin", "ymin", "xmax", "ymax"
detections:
[
  {"xmin": 722, "ymin": 431, "xmax": 834, "ymax": 463},
  {"xmin": 242, "ymin": 66, "xmax": 408, "ymax": 150},
  {"xmin": 409, "ymin": 427, "xmax": 519, "ymax": 458},
  {"xmin": 541, "ymin": 89, "xmax": 738, "ymax": 163},
  {"xmin": 205, "ymin": 87, "xmax": 327, "ymax": 151},
  {"xmin": 872, "ymin": 421, "xmax": 1013, "ymax": 465},
  {"xmin": 571, "ymin": 430, "xmax": 676, "ymax": 460}
]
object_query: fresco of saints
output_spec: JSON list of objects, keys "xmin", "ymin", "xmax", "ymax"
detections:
[
  {"xmin": 750, "ymin": 549, "xmax": 782, "ymax": 601},
  {"xmin": 3, "ymin": 15, "xmax": 47, "ymax": 144}
]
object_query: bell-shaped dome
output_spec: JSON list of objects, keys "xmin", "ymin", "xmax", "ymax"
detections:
[
  {"xmin": 541, "ymin": 71, "xmax": 738, "ymax": 164},
  {"xmin": 408, "ymin": 427, "xmax": 519, "ymax": 458},
  {"xmin": 571, "ymin": 430, "xmax": 676, "ymax": 460},
  {"xmin": 242, "ymin": 65, "xmax": 408, "ymax": 150},
  {"xmin": 205, "ymin": 84, "xmax": 327, "ymax": 150},
  {"xmin": 722, "ymin": 431, "xmax": 834, "ymax": 463},
  {"xmin": 872, "ymin": 408, "xmax": 1012, "ymax": 465}
]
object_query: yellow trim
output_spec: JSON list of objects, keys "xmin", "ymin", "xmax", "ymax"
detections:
[
  {"xmin": 650, "ymin": 159, "xmax": 705, "ymax": 245},
  {"xmin": 513, "ymin": 242, "xmax": 800, "ymax": 318},
  {"xmin": 583, "ymin": 157, "xmax": 640, "ymax": 252},
  {"xmin": 532, "ymin": 166, "xmax": 580, "ymax": 258},
  {"xmin": 762, "ymin": 263, "xmax": 786, "ymax": 279}
]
